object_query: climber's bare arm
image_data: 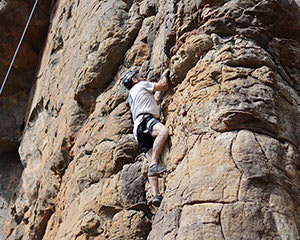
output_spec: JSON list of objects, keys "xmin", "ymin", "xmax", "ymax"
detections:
[
  {"xmin": 153, "ymin": 69, "xmax": 169, "ymax": 103},
  {"xmin": 154, "ymin": 91, "xmax": 162, "ymax": 104}
]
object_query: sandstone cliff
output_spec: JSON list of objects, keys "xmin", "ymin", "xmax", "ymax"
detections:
[{"xmin": 1, "ymin": 0, "xmax": 300, "ymax": 239}]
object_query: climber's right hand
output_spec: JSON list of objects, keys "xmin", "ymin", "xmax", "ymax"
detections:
[{"xmin": 162, "ymin": 68, "xmax": 170, "ymax": 79}]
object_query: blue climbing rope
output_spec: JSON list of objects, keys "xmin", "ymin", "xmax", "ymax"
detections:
[{"xmin": 0, "ymin": 0, "xmax": 39, "ymax": 96}]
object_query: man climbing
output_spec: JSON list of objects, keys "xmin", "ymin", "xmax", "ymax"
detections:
[{"xmin": 122, "ymin": 69, "xmax": 170, "ymax": 207}]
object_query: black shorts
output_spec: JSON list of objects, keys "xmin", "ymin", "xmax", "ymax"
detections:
[{"xmin": 137, "ymin": 114, "xmax": 160, "ymax": 153}]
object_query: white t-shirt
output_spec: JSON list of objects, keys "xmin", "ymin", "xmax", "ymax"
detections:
[{"xmin": 129, "ymin": 81, "xmax": 159, "ymax": 139}]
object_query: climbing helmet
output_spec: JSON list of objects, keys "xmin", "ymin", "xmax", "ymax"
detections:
[{"xmin": 122, "ymin": 70, "xmax": 138, "ymax": 90}]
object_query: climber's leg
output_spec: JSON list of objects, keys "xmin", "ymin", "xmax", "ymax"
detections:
[
  {"xmin": 146, "ymin": 149, "xmax": 160, "ymax": 196},
  {"xmin": 150, "ymin": 122, "xmax": 169, "ymax": 165}
]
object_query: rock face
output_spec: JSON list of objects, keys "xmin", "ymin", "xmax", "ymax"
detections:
[
  {"xmin": 1, "ymin": 0, "xmax": 300, "ymax": 239},
  {"xmin": 0, "ymin": 0, "xmax": 52, "ymax": 153},
  {"xmin": 0, "ymin": 153, "xmax": 23, "ymax": 239},
  {"xmin": 0, "ymin": 1, "xmax": 51, "ymax": 240}
]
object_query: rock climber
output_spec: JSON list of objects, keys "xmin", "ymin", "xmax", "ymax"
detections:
[{"xmin": 121, "ymin": 69, "xmax": 170, "ymax": 207}]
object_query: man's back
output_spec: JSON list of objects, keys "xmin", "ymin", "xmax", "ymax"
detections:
[{"xmin": 129, "ymin": 81, "xmax": 160, "ymax": 121}]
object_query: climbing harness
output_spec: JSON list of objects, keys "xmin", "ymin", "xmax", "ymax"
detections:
[
  {"xmin": 0, "ymin": 0, "xmax": 39, "ymax": 96},
  {"xmin": 159, "ymin": 0, "xmax": 170, "ymax": 117}
]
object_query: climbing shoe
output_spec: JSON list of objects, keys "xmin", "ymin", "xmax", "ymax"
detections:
[
  {"xmin": 152, "ymin": 195, "xmax": 163, "ymax": 207},
  {"xmin": 147, "ymin": 163, "xmax": 167, "ymax": 177}
]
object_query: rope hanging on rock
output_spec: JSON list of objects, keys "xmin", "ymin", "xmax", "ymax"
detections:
[
  {"xmin": 159, "ymin": 0, "xmax": 169, "ymax": 117},
  {"xmin": 0, "ymin": 0, "xmax": 39, "ymax": 96}
]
